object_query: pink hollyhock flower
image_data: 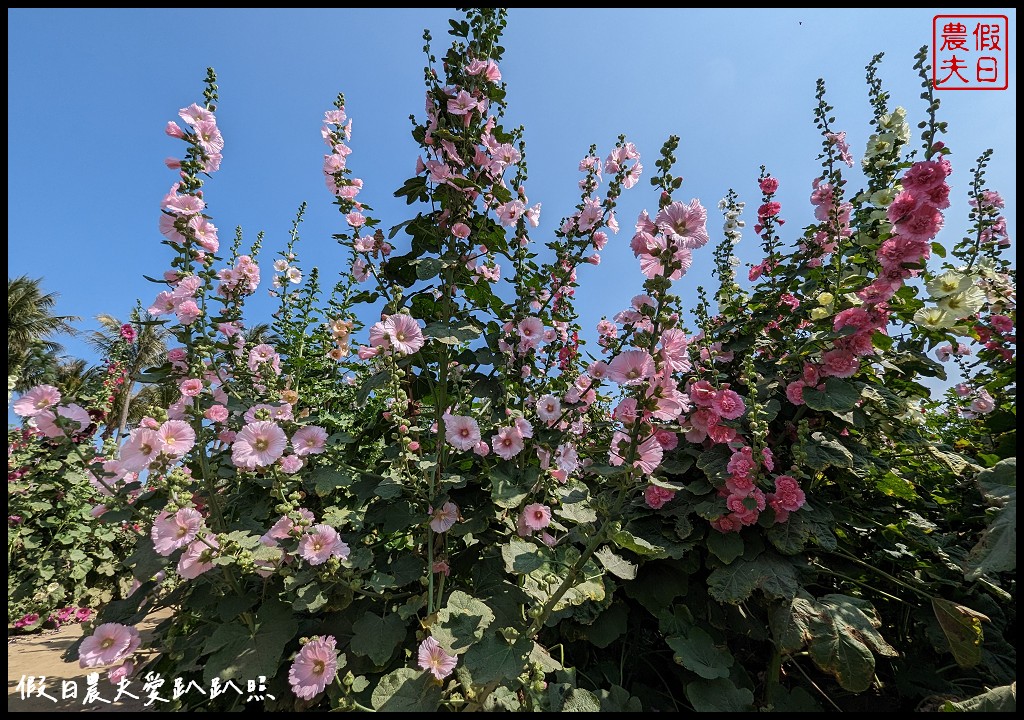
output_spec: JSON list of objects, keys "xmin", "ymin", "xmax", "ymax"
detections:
[
  {"xmin": 107, "ymin": 660, "xmax": 135, "ymax": 685},
  {"xmin": 513, "ymin": 417, "xmax": 534, "ymax": 439},
  {"xmin": 14, "ymin": 613, "xmax": 39, "ymax": 629},
  {"xmin": 536, "ymin": 394, "xmax": 561, "ymax": 423},
  {"xmin": 517, "ymin": 317, "xmax": 544, "ymax": 349},
  {"xmin": 248, "ymin": 344, "xmax": 281, "ymax": 374},
  {"xmin": 451, "ymin": 222, "xmax": 471, "ymax": 239},
  {"xmin": 759, "ymin": 176, "xmax": 780, "ymax": 194},
  {"xmin": 633, "ymin": 433, "xmax": 664, "ymax": 474},
  {"xmin": 151, "ymin": 508, "xmax": 203, "ymax": 556},
  {"xmin": 279, "ymin": 455, "xmax": 303, "ymax": 474},
  {"xmin": 175, "ymin": 300, "xmax": 201, "ymax": 325},
  {"xmin": 179, "ymin": 378, "xmax": 203, "ymax": 397},
  {"xmin": 492, "ymin": 425, "xmax": 525, "ymax": 460},
  {"xmin": 232, "ymin": 421, "xmax": 288, "ymax": 468},
  {"xmin": 165, "ymin": 121, "xmax": 185, "ymax": 138},
  {"xmin": 204, "ymin": 405, "xmax": 229, "ymax": 423},
  {"xmin": 447, "ymin": 90, "xmax": 479, "ymax": 116},
  {"xmin": 772, "ymin": 475, "xmax": 806, "ymax": 513},
  {"xmin": 178, "ymin": 103, "xmax": 214, "ymax": 126},
  {"xmin": 712, "ymin": 389, "xmax": 746, "ymax": 420},
  {"xmin": 654, "ymin": 429, "xmax": 678, "ymax": 451},
  {"xmin": 418, "ymin": 636, "xmax": 458, "ymax": 680},
  {"xmin": 289, "ymin": 636, "xmax": 339, "ymax": 700},
  {"xmin": 970, "ymin": 389, "xmax": 996, "ymax": 414},
  {"xmin": 13, "ymin": 384, "xmax": 62, "ymax": 417},
  {"xmin": 902, "ymin": 159, "xmax": 950, "ymax": 192},
  {"xmin": 587, "ymin": 361, "xmax": 609, "ymax": 381},
  {"xmin": 292, "ymin": 426, "xmax": 328, "ymax": 457},
  {"xmin": 659, "ymin": 328, "xmax": 691, "ymax": 373},
  {"xmin": 688, "ymin": 379, "xmax": 717, "ymax": 407},
  {"xmin": 607, "ymin": 350, "xmax": 654, "ymax": 385},
  {"xmin": 298, "ymin": 524, "xmax": 350, "ymax": 565},
  {"xmin": 158, "ymin": 420, "xmax": 196, "ymax": 457},
  {"xmin": 522, "ymin": 503, "xmax": 552, "ymax": 531},
  {"xmin": 707, "ymin": 424, "xmax": 738, "ymax": 444},
  {"xmin": 444, "ymin": 415, "xmax": 481, "ymax": 452},
  {"xmin": 726, "ymin": 473, "xmax": 756, "ymax": 496},
  {"xmin": 785, "ymin": 380, "xmax": 806, "ymax": 406},
  {"xmin": 76, "ymin": 608, "xmax": 93, "ymax": 622},
  {"xmin": 430, "ymin": 502, "xmax": 459, "ymax": 532},
  {"xmin": 821, "ymin": 349, "xmax": 859, "ymax": 378},
  {"xmin": 119, "ymin": 428, "xmax": 162, "ymax": 471},
  {"xmin": 654, "ymin": 198, "xmax": 710, "ymax": 249},
  {"xmin": 33, "ymin": 403, "xmax": 91, "ymax": 438},
  {"xmin": 267, "ymin": 509, "xmax": 316, "ymax": 541},
  {"xmin": 727, "ymin": 446, "xmax": 756, "ymax": 478},
  {"xmin": 383, "ymin": 314, "xmax": 425, "ymax": 355},
  {"xmin": 612, "ymin": 397, "xmax": 639, "ymax": 423},
  {"xmin": 645, "ymin": 485, "xmax": 676, "ymax": 509},
  {"xmin": 177, "ymin": 534, "xmax": 218, "ymax": 579},
  {"xmin": 990, "ymin": 314, "xmax": 1013, "ymax": 333},
  {"xmin": 78, "ymin": 623, "xmax": 141, "ymax": 669}
]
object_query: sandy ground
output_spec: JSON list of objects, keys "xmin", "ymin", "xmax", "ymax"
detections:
[{"xmin": 7, "ymin": 610, "xmax": 171, "ymax": 713}]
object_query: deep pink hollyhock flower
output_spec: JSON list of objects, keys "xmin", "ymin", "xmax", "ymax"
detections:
[
  {"xmin": 759, "ymin": 176, "xmax": 779, "ymax": 194},
  {"xmin": 821, "ymin": 349, "xmax": 859, "ymax": 378},
  {"xmin": 644, "ymin": 485, "xmax": 676, "ymax": 509},
  {"xmin": 772, "ymin": 475, "xmax": 806, "ymax": 512},
  {"xmin": 711, "ymin": 389, "xmax": 746, "ymax": 420},
  {"xmin": 289, "ymin": 636, "xmax": 339, "ymax": 700}
]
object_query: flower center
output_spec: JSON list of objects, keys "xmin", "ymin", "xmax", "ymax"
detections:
[
  {"xmin": 255, "ymin": 438, "xmax": 269, "ymax": 451},
  {"xmin": 101, "ymin": 638, "xmax": 115, "ymax": 649},
  {"xmin": 313, "ymin": 660, "xmax": 325, "ymax": 675}
]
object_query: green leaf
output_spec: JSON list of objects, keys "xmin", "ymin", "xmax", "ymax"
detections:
[
  {"xmin": 462, "ymin": 632, "xmax": 531, "ymax": 684},
  {"xmin": 415, "ymin": 257, "xmax": 443, "ymax": 280},
  {"xmin": 965, "ymin": 458, "xmax": 1016, "ymax": 580},
  {"xmin": 804, "ymin": 594, "xmax": 897, "ymax": 693},
  {"xmin": 595, "ymin": 546, "xmax": 637, "ymax": 579},
  {"xmin": 433, "ymin": 591, "xmax": 495, "ymax": 654},
  {"xmin": 584, "ymin": 603, "xmax": 628, "ymax": 649},
  {"xmin": 202, "ymin": 600, "xmax": 298, "ymax": 686},
  {"xmin": 370, "ymin": 668, "xmax": 442, "ymax": 712},
  {"xmin": 491, "ymin": 466, "xmax": 528, "ymax": 509},
  {"xmin": 502, "ymin": 537, "xmax": 545, "ymax": 574},
  {"xmin": 357, "ymin": 370, "xmax": 389, "ymax": 405},
  {"xmin": 941, "ymin": 682, "xmax": 1016, "ymax": 712},
  {"xmin": 801, "ymin": 378, "xmax": 861, "ymax": 413},
  {"xmin": 664, "ymin": 624, "xmax": 733, "ymax": 679},
  {"xmin": 598, "ymin": 685, "xmax": 643, "ymax": 712},
  {"xmin": 685, "ymin": 678, "xmax": 754, "ymax": 712},
  {"xmin": 803, "ymin": 432, "xmax": 854, "ymax": 471},
  {"xmin": 932, "ymin": 598, "xmax": 988, "ymax": 668},
  {"xmin": 562, "ymin": 688, "xmax": 601, "ymax": 712},
  {"xmin": 611, "ymin": 529, "xmax": 664, "ymax": 556},
  {"xmin": 707, "ymin": 530, "xmax": 744, "ymax": 564},
  {"xmin": 310, "ymin": 466, "xmax": 356, "ymax": 496},
  {"xmin": 707, "ymin": 552, "xmax": 800, "ymax": 603},
  {"xmin": 423, "ymin": 322, "xmax": 480, "ymax": 346},
  {"xmin": 350, "ymin": 612, "xmax": 406, "ymax": 666}
]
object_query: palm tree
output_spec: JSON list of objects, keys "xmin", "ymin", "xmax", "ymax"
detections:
[
  {"xmin": 52, "ymin": 358, "xmax": 103, "ymax": 398},
  {"xmin": 86, "ymin": 311, "xmax": 169, "ymax": 440},
  {"xmin": 8, "ymin": 276, "xmax": 79, "ymax": 392}
]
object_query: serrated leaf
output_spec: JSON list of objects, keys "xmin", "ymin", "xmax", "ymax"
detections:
[
  {"xmin": 350, "ymin": 612, "xmax": 406, "ymax": 666},
  {"xmin": 801, "ymin": 378, "xmax": 861, "ymax": 413},
  {"xmin": 462, "ymin": 632, "xmax": 531, "ymax": 684},
  {"xmin": 804, "ymin": 594, "xmax": 897, "ymax": 693},
  {"xmin": 370, "ymin": 668, "xmax": 442, "ymax": 712},
  {"xmin": 707, "ymin": 530, "xmax": 744, "ymax": 564},
  {"xmin": 502, "ymin": 537, "xmax": 545, "ymax": 574},
  {"xmin": 685, "ymin": 678, "xmax": 754, "ymax": 712},
  {"xmin": 595, "ymin": 546, "xmax": 637, "ymax": 579},
  {"xmin": 433, "ymin": 591, "xmax": 495, "ymax": 654},
  {"xmin": 664, "ymin": 624, "xmax": 733, "ymax": 679}
]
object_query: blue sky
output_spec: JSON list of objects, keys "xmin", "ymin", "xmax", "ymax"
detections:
[{"xmin": 7, "ymin": 9, "xmax": 1016, "ymax": 384}]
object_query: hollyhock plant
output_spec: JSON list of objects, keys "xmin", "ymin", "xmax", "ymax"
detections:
[{"xmin": 288, "ymin": 636, "xmax": 339, "ymax": 700}]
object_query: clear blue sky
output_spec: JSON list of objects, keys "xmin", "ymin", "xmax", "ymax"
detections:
[{"xmin": 7, "ymin": 9, "xmax": 1016, "ymax": 378}]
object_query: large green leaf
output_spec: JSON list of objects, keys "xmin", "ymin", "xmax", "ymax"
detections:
[
  {"xmin": 502, "ymin": 537, "xmax": 545, "ymax": 574},
  {"xmin": 707, "ymin": 530, "xmax": 744, "ymax": 564},
  {"xmin": 964, "ymin": 458, "xmax": 1016, "ymax": 580},
  {"xmin": 802, "ymin": 432, "xmax": 854, "ymax": 471},
  {"xmin": 462, "ymin": 631, "xmax": 531, "ymax": 684},
  {"xmin": 201, "ymin": 600, "xmax": 298, "ymax": 686},
  {"xmin": 664, "ymin": 624, "xmax": 733, "ymax": 679},
  {"xmin": 804, "ymin": 594, "xmax": 897, "ymax": 693},
  {"xmin": 932, "ymin": 598, "xmax": 988, "ymax": 668},
  {"xmin": 350, "ymin": 612, "xmax": 406, "ymax": 666},
  {"xmin": 433, "ymin": 591, "xmax": 495, "ymax": 654},
  {"xmin": 370, "ymin": 668, "xmax": 442, "ymax": 712},
  {"xmin": 801, "ymin": 378, "xmax": 860, "ymax": 413},
  {"xmin": 562, "ymin": 688, "xmax": 601, "ymax": 711},
  {"xmin": 685, "ymin": 678, "xmax": 754, "ymax": 712},
  {"xmin": 707, "ymin": 552, "xmax": 800, "ymax": 603},
  {"xmin": 941, "ymin": 682, "xmax": 1016, "ymax": 712}
]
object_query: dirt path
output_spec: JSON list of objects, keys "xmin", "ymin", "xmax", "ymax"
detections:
[{"xmin": 8, "ymin": 610, "xmax": 171, "ymax": 713}]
